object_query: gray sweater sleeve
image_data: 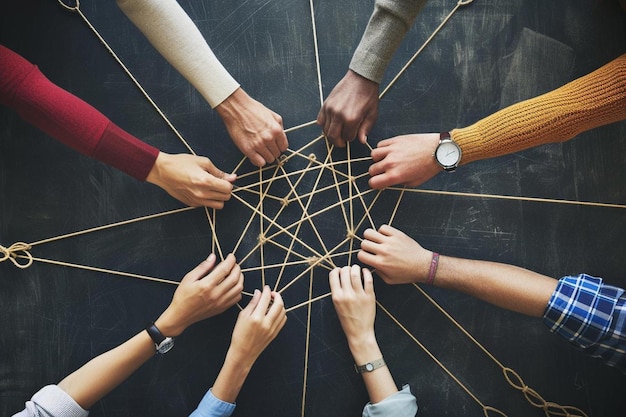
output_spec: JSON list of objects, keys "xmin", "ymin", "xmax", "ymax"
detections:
[{"xmin": 349, "ymin": 0, "xmax": 429, "ymax": 84}]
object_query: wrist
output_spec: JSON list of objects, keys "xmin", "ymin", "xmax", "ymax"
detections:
[
  {"xmin": 145, "ymin": 152, "xmax": 167, "ymax": 187},
  {"xmin": 346, "ymin": 333, "xmax": 382, "ymax": 364},
  {"xmin": 215, "ymin": 87, "xmax": 247, "ymax": 119},
  {"xmin": 154, "ymin": 310, "xmax": 187, "ymax": 338}
]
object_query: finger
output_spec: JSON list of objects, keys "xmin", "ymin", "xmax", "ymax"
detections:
[
  {"xmin": 244, "ymin": 289, "xmax": 262, "ymax": 313},
  {"xmin": 252, "ymin": 285, "xmax": 273, "ymax": 317},
  {"xmin": 339, "ymin": 265, "xmax": 353, "ymax": 291},
  {"xmin": 272, "ymin": 113, "xmax": 289, "ymax": 152},
  {"xmin": 218, "ymin": 265, "xmax": 244, "ymax": 302},
  {"xmin": 205, "ymin": 253, "xmax": 237, "ymax": 284},
  {"xmin": 378, "ymin": 224, "xmax": 397, "ymax": 236},
  {"xmin": 248, "ymin": 152, "xmax": 267, "ymax": 168},
  {"xmin": 316, "ymin": 107, "xmax": 326, "ymax": 127},
  {"xmin": 328, "ymin": 267, "xmax": 341, "ymax": 294},
  {"xmin": 359, "ymin": 239, "xmax": 381, "ymax": 258},
  {"xmin": 326, "ymin": 119, "xmax": 346, "ymax": 148},
  {"xmin": 350, "ymin": 264, "xmax": 363, "ymax": 291},
  {"xmin": 264, "ymin": 138, "xmax": 283, "ymax": 161},
  {"xmin": 362, "ymin": 228, "xmax": 384, "ymax": 244},
  {"xmin": 362, "ymin": 268, "xmax": 374, "ymax": 295},
  {"xmin": 357, "ymin": 249, "xmax": 378, "ymax": 269},
  {"xmin": 358, "ymin": 115, "xmax": 376, "ymax": 145},
  {"xmin": 340, "ymin": 121, "xmax": 359, "ymax": 145},
  {"xmin": 202, "ymin": 159, "xmax": 237, "ymax": 184},
  {"xmin": 266, "ymin": 291, "xmax": 285, "ymax": 322},
  {"xmin": 182, "ymin": 253, "xmax": 217, "ymax": 283},
  {"xmin": 368, "ymin": 173, "xmax": 390, "ymax": 190}
]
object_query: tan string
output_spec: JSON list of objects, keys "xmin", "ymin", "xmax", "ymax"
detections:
[
  {"xmin": 406, "ymin": 284, "xmax": 588, "ymax": 417},
  {"xmin": 0, "ymin": 242, "xmax": 33, "ymax": 269},
  {"xmin": 40, "ymin": 3, "xmax": 595, "ymax": 417}
]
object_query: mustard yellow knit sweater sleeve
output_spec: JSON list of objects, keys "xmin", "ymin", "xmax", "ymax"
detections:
[{"xmin": 450, "ymin": 53, "xmax": 626, "ymax": 165}]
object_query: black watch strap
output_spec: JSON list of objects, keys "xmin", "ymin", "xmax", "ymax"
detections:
[{"xmin": 145, "ymin": 322, "xmax": 166, "ymax": 345}]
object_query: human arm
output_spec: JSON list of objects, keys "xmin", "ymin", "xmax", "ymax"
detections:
[
  {"xmin": 145, "ymin": 152, "xmax": 236, "ymax": 208},
  {"xmin": 318, "ymin": 0, "xmax": 428, "ymax": 146},
  {"xmin": 189, "ymin": 286, "xmax": 287, "ymax": 417},
  {"xmin": 0, "ymin": 45, "xmax": 236, "ymax": 207},
  {"xmin": 54, "ymin": 253, "xmax": 243, "ymax": 410},
  {"xmin": 329, "ymin": 265, "xmax": 417, "ymax": 415},
  {"xmin": 358, "ymin": 225, "xmax": 557, "ymax": 317},
  {"xmin": 214, "ymin": 88, "xmax": 288, "ymax": 167},
  {"xmin": 367, "ymin": 53, "xmax": 626, "ymax": 189},
  {"xmin": 0, "ymin": 44, "xmax": 158, "ymax": 181},
  {"xmin": 116, "ymin": 0, "xmax": 288, "ymax": 166}
]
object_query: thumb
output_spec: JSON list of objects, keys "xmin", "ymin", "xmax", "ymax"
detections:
[{"xmin": 200, "ymin": 157, "xmax": 237, "ymax": 182}]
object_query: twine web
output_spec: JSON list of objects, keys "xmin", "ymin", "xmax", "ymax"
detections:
[{"xmin": 4, "ymin": 1, "xmax": 616, "ymax": 416}]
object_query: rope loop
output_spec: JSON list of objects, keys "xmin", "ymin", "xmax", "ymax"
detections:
[
  {"xmin": 458, "ymin": 0, "xmax": 475, "ymax": 6},
  {"xmin": 57, "ymin": 0, "xmax": 80, "ymax": 12},
  {"xmin": 544, "ymin": 402, "xmax": 589, "ymax": 417},
  {"xmin": 482, "ymin": 406, "xmax": 508, "ymax": 417},
  {"xmin": 0, "ymin": 242, "xmax": 34, "ymax": 269}
]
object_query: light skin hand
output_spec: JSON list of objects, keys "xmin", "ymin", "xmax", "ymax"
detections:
[
  {"xmin": 359, "ymin": 224, "xmax": 558, "ymax": 317},
  {"xmin": 358, "ymin": 224, "xmax": 431, "ymax": 285},
  {"xmin": 369, "ymin": 133, "xmax": 442, "ymax": 189},
  {"xmin": 57, "ymin": 253, "xmax": 244, "ymax": 410},
  {"xmin": 216, "ymin": 87, "xmax": 288, "ymax": 167},
  {"xmin": 156, "ymin": 253, "xmax": 244, "ymax": 337},
  {"xmin": 146, "ymin": 152, "xmax": 236, "ymax": 208},
  {"xmin": 211, "ymin": 286, "xmax": 287, "ymax": 403},
  {"xmin": 317, "ymin": 70, "xmax": 379, "ymax": 148},
  {"xmin": 329, "ymin": 265, "xmax": 399, "ymax": 404}
]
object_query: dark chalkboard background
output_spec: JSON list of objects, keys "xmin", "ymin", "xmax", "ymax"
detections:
[{"xmin": 1, "ymin": 1, "xmax": 625, "ymax": 416}]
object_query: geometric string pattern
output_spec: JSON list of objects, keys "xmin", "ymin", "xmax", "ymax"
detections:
[{"xmin": 5, "ymin": 0, "xmax": 618, "ymax": 415}]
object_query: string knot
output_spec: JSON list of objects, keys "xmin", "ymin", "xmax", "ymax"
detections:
[{"xmin": 0, "ymin": 242, "xmax": 34, "ymax": 269}]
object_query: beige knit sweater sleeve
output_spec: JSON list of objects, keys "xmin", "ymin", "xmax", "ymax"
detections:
[
  {"xmin": 116, "ymin": 0, "xmax": 239, "ymax": 108},
  {"xmin": 451, "ymin": 53, "xmax": 626, "ymax": 165}
]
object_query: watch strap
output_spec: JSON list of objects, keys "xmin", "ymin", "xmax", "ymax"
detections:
[
  {"xmin": 145, "ymin": 322, "xmax": 166, "ymax": 345},
  {"xmin": 354, "ymin": 357, "xmax": 386, "ymax": 374}
]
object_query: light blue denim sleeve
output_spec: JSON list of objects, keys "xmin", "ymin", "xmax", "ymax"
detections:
[
  {"xmin": 11, "ymin": 385, "xmax": 89, "ymax": 417},
  {"xmin": 188, "ymin": 389, "xmax": 236, "ymax": 417},
  {"xmin": 362, "ymin": 384, "xmax": 418, "ymax": 417}
]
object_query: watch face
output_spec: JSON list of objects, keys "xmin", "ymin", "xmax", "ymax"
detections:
[
  {"xmin": 156, "ymin": 337, "xmax": 175, "ymax": 354},
  {"xmin": 436, "ymin": 140, "xmax": 461, "ymax": 168},
  {"xmin": 365, "ymin": 363, "xmax": 374, "ymax": 372}
]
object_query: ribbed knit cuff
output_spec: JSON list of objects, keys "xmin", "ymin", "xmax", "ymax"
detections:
[{"xmin": 94, "ymin": 121, "xmax": 160, "ymax": 181}]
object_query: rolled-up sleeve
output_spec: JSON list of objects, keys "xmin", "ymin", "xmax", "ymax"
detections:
[
  {"xmin": 543, "ymin": 274, "xmax": 626, "ymax": 372},
  {"xmin": 362, "ymin": 384, "xmax": 418, "ymax": 417},
  {"xmin": 11, "ymin": 385, "xmax": 89, "ymax": 417}
]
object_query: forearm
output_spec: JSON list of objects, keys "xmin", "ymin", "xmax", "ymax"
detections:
[
  {"xmin": 0, "ymin": 45, "xmax": 159, "ymax": 180},
  {"xmin": 116, "ymin": 0, "xmax": 239, "ymax": 108},
  {"xmin": 349, "ymin": 335, "xmax": 398, "ymax": 404},
  {"xmin": 452, "ymin": 53, "xmax": 626, "ymax": 164},
  {"xmin": 349, "ymin": 0, "xmax": 428, "ymax": 83},
  {"xmin": 58, "ymin": 330, "xmax": 155, "ymax": 409},
  {"xmin": 434, "ymin": 255, "xmax": 558, "ymax": 317},
  {"xmin": 210, "ymin": 350, "xmax": 253, "ymax": 404}
]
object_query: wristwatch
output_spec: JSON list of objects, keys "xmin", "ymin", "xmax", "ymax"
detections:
[
  {"xmin": 145, "ymin": 322, "xmax": 175, "ymax": 354},
  {"xmin": 354, "ymin": 357, "xmax": 386, "ymax": 374},
  {"xmin": 434, "ymin": 131, "xmax": 462, "ymax": 171}
]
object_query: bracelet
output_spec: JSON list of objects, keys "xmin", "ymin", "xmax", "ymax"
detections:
[
  {"xmin": 354, "ymin": 357, "xmax": 386, "ymax": 374},
  {"xmin": 426, "ymin": 252, "xmax": 439, "ymax": 285}
]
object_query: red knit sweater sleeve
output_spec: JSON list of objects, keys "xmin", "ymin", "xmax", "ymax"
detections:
[{"xmin": 0, "ymin": 45, "xmax": 159, "ymax": 181}]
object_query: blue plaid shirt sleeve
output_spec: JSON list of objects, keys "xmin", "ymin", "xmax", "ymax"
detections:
[{"xmin": 543, "ymin": 274, "xmax": 626, "ymax": 373}]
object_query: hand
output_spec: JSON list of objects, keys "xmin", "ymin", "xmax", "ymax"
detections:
[
  {"xmin": 329, "ymin": 265, "xmax": 376, "ymax": 348},
  {"xmin": 369, "ymin": 133, "xmax": 442, "ymax": 189},
  {"xmin": 146, "ymin": 152, "xmax": 236, "ymax": 208},
  {"xmin": 156, "ymin": 253, "xmax": 244, "ymax": 336},
  {"xmin": 358, "ymin": 225, "xmax": 432, "ymax": 285},
  {"xmin": 216, "ymin": 88, "xmax": 288, "ymax": 167},
  {"xmin": 228, "ymin": 286, "xmax": 287, "ymax": 365},
  {"xmin": 317, "ymin": 70, "xmax": 379, "ymax": 147}
]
